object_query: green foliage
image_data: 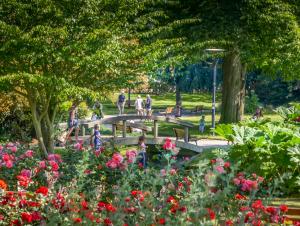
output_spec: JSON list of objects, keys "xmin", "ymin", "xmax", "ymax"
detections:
[
  {"xmin": 215, "ymin": 119, "xmax": 300, "ymax": 194},
  {"xmin": 275, "ymin": 103, "xmax": 300, "ymax": 124},
  {"xmin": 245, "ymin": 90, "xmax": 261, "ymax": 113}
]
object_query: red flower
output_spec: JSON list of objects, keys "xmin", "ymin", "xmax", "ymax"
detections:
[
  {"xmin": 224, "ymin": 161, "xmax": 230, "ymax": 168},
  {"xmin": 81, "ymin": 200, "xmax": 89, "ymax": 210},
  {"xmin": 235, "ymin": 193, "xmax": 247, "ymax": 200},
  {"xmin": 280, "ymin": 204, "xmax": 288, "ymax": 213},
  {"xmin": 210, "ymin": 159, "xmax": 216, "ymax": 164},
  {"xmin": 207, "ymin": 208, "xmax": 215, "ymax": 220},
  {"xmin": 266, "ymin": 206, "xmax": 277, "ymax": 215},
  {"xmin": 159, "ymin": 218, "xmax": 166, "ymax": 225},
  {"xmin": 0, "ymin": 214, "xmax": 4, "ymax": 221},
  {"xmin": 49, "ymin": 160, "xmax": 59, "ymax": 171},
  {"xmin": 73, "ymin": 218, "xmax": 82, "ymax": 223},
  {"xmin": 105, "ymin": 203, "xmax": 117, "ymax": 212},
  {"xmin": 251, "ymin": 200, "xmax": 264, "ymax": 210},
  {"xmin": 31, "ymin": 211, "xmax": 42, "ymax": 221},
  {"xmin": 35, "ymin": 186, "xmax": 48, "ymax": 196},
  {"xmin": 166, "ymin": 196, "xmax": 176, "ymax": 203},
  {"xmin": 104, "ymin": 218, "xmax": 112, "ymax": 225},
  {"xmin": 179, "ymin": 206, "xmax": 187, "ymax": 212},
  {"xmin": 97, "ymin": 202, "xmax": 106, "ymax": 211},
  {"xmin": 225, "ymin": 220, "xmax": 234, "ymax": 225},
  {"xmin": 21, "ymin": 212, "xmax": 32, "ymax": 223},
  {"xmin": 244, "ymin": 211, "xmax": 254, "ymax": 223}
]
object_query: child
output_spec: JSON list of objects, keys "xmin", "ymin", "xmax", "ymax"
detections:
[
  {"xmin": 137, "ymin": 136, "xmax": 147, "ymax": 168},
  {"xmin": 199, "ymin": 115, "xmax": 205, "ymax": 133},
  {"xmin": 90, "ymin": 124, "xmax": 102, "ymax": 151}
]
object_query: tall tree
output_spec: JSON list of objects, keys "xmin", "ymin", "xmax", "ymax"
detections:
[
  {"xmin": 0, "ymin": 0, "xmax": 148, "ymax": 154},
  {"xmin": 139, "ymin": 0, "xmax": 300, "ymax": 122}
]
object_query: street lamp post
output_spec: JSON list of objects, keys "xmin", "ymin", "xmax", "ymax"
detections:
[
  {"xmin": 205, "ymin": 49, "xmax": 224, "ymax": 135},
  {"xmin": 211, "ymin": 59, "xmax": 218, "ymax": 133}
]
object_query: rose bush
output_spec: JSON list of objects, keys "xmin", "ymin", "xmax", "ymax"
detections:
[{"xmin": 0, "ymin": 139, "xmax": 299, "ymax": 225}]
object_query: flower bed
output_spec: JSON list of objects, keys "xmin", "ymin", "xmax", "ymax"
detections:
[{"xmin": 0, "ymin": 140, "xmax": 299, "ymax": 225}]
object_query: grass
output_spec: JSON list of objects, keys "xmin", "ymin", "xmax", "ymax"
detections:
[
  {"xmin": 98, "ymin": 92, "xmax": 283, "ymax": 139},
  {"xmin": 101, "ymin": 92, "xmax": 221, "ymax": 115}
]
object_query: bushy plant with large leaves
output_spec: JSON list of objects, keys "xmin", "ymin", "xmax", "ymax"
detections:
[{"xmin": 216, "ymin": 119, "xmax": 300, "ymax": 194}]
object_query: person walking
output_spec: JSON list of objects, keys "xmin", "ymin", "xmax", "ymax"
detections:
[
  {"xmin": 65, "ymin": 102, "xmax": 80, "ymax": 144},
  {"xmin": 135, "ymin": 95, "xmax": 144, "ymax": 116},
  {"xmin": 117, "ymin": 91, "xmax": 126, "ymax": 115},
  {"xmin": 145, "ymin": 94, "xmax": 152, "ymax": 117}
]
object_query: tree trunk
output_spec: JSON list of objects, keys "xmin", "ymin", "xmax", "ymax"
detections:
[
  {"xmin": 220, "ymin": 51, "xmax": 246, "ymax": 123},
  {"xmin": 30, "ymin": 102, "xmax": 48, "ymax": 156},
  {"xmin": 175, "ymin": 80, "xmax": 182, "ymax": 117},
  {"xmin": 175, "ymin": 83, "xmax": 182, "ymax": 107}
]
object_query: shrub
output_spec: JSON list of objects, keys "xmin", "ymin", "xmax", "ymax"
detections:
[
  {"xmin": 245, "ymin": 90, "xmax": 261, "ymax": 113},
  {"xmin": 0, "ymin": 140, "xmax": 298, "ymax": 225},
  {"xmin": 215, "ymin": 119, "xmax": 300, "ymax": 195}
]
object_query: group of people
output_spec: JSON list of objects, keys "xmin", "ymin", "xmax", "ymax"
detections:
[{"xmin": 117, "ymin": 91, "xmax": 152, "ymax": 116}]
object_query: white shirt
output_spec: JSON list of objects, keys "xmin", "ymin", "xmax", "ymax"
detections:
[{"xmin": 135, "ymin": 98, "xmax": 143, "ymax": 110}]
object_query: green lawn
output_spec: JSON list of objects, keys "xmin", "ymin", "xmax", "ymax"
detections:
[
  {"xmin": 99, "ymin": 92, "xmax": 282, "ymax": 139},
  {"xmin": 102, "ymin": 92, "xmax": 221, "ymax": 115}
]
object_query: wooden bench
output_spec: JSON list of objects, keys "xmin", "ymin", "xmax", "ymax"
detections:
[
  {"xmin": 173, "ymin": 128, "xmax": 198, "ymax": 145},
  {"xmin": 160, "ymin": 107, "xmax": 174, "ymax": 117},
  {"xmin": 116, "ymin": 123, "xmax": 133, "ymax": 133},
  {"xmin": 191, "ymin": 105, "xmax": 204, "ymax": 113}
]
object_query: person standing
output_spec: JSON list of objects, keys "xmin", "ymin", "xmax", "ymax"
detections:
[
  {"xmin": 117, "ymin": 91, "xmax": 126, "ymax": 115},
  {"xmin": 90, "ymin": 124, "xmax": 102, "ymax": 151},
  {"xmin": 145, "ymin": 94, "xmax": 152, "ymax": 117},
  {"xmin": 135, "ymin": 95, "xmax": 144, "ymax": 116},
  {"xmin": 137, "ymin": 136, "xmax": 147, "ymax": 168},
  {"xmin": 199, "ymin": 115, "xmax": 205, "ymax": 133}
]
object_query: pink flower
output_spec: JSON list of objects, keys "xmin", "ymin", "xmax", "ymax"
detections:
[
  {"xmin": 257, "ymin": 176, "xmax": 264, "ymax": 182},
  {"xmin": 47, "ymin": 154, "xmax": 62, "ymax": 163},
  {"xmin": 126, "ymin": 150, "xmax": 137, "ymax": 163},
  {"xmin": 233, "ymin": 178, "xmax": 240, "ymax": 185},
  {"xmin": 49, "ymin": 161, "xmax": 59, "ymax": 171},
  {"xmin": 2, "ymin": 153, "xmax": 11, "ymax": 162},
  {"xmin": 20, "ymin": 169, "xmax": 31, "ymax": 178},
  {"xmin": 25, "ymin": 150, "xmax": 34, "ymax": 158},
  {"xmin": 170, "ymin": 168, "xmax": 177, "ymax": 175},
  {"xmin": 106, "ymin": 160, "xmax": 118, "ymax": 169},
  {"xmin": 74, "ymin": 142, "xmax": 82, "ymax": 151},
  {"xmin": 0, "ymin": 145, "xmax": 3, "ymax": 152},
  {"xmin": 160, "ymin": 169, "xmax": 167, "ymax": 176},
  {"xmin": 6, "ymin": 142, "xmax": 14, "ymax": 148},
  {"xmin": 216, "ymin": 158, "xmax": 224, "ymax": 166},
  {"xmin": 163, "ymin": 138, "xmax": 175, "ymax": 150},
  {"xmin": 53, "ymin": 171, "xmax": 60, "ymax": 178},
  {"xmin": 5, "ymin": 160, "xmax": 13, "ymax": 168},
  {"xmin": 215, "ymin": 165, "xmax": 225, "ymax": 174},
  {"xmin": 39, "ymin": 161, "xmax": 46, "ymax": 169},
  {"xmin": 112, "ymin": 153, "xmax": 123, "ymax": 164},
  {"xmin": 9, "ymin": 146, "xmax": 17, "ymax": 153}
]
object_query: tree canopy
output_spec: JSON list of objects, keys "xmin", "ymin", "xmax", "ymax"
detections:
[{"xmin": 0, "ymin": 0, "xmax": 153, "ymax": 154}]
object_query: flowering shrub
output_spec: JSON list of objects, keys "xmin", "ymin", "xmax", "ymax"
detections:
[
  {"xmin": 215, "ymin": 119, "xmax": 300, "ymax": 195},
  {"xmin": 0, "ymin": 140, "xmax": 299, "ymax": 225}
]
